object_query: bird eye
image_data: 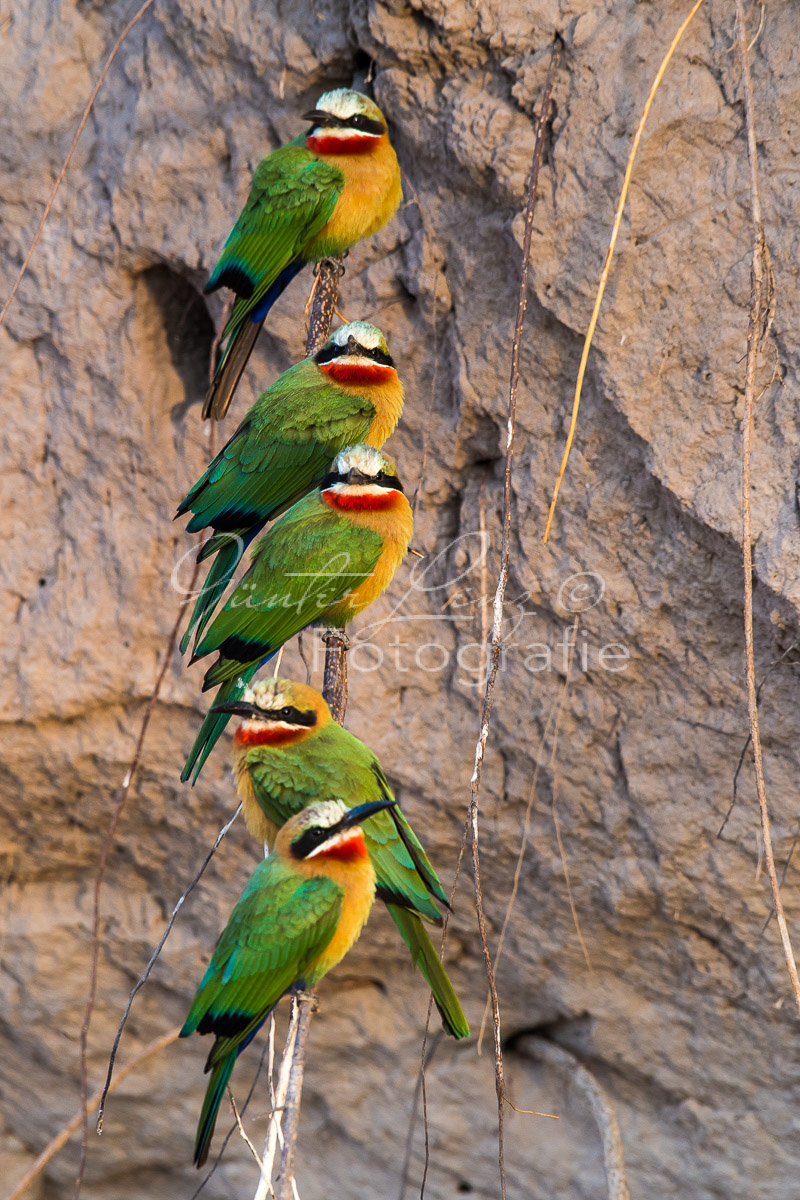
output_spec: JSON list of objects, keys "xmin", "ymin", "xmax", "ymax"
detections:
[
  {"xmin": 350, "ymin": 114, "xmax": 367, "ymax": 129},
  {"xmin": 280, "ymin": 706, "xmax": 293, "ymax": 718}
]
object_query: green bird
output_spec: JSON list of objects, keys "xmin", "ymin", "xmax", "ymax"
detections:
[
  {"xmin": 181, "ymin": 444, "xmax": 413, "ymax": 783},
  {"xmin": 209, "ymin": 676, "xmax": 471, "ymax": 1042},
  {"xmin": 177, "ymin": 321, "xmax": 404, "ymax": 654},
  {"xmin": 203, "ymin": 88, "xmax": 402, "ymax": 419},
  {"xmin": 181, "ymin": 797, "xmax": 395, "ymax": 1166}
]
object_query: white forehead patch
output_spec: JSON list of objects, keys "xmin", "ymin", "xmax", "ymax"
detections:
[
  {"xmin": 330, "ymin": 322, "xmax": 385, "ymax": 351},
  {"xmin": 316, "ymin": 88, "xmax": 376, "ymax": 121},
  {"xmin": 305, "ymin": 799, "xmax": 350, "ymax": 830},
  {"xmin": 333, "ymin": 444, "xmax": 394, "ymax": 478},
  {"xmin": 246, "ymin": 680, "xmax": 286, "ymax": 710}
]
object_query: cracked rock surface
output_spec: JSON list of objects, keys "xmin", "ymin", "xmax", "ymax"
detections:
[{"xmin": 3, "ymin": 1, "xmax": 800, "ymax": 1197}]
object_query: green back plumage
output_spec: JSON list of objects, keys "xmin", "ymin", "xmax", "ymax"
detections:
[
  {"xmin": 195, "ymin": 494, "xmax": 385, "ymax": 688},
  {"xmin": 239, "ymin": 723, "xmax": 470, "ymax": 1039},
  {"xmin": 178, "ymin": 357, "xmax": 376, "ymax": 652},
  {"xmin": 242, "ymin": 721, "xmax": 445, "ymax": 921},
  {"xmin": 182, "ymin": 359, "xmax": 376, "ymax": 532},
  {"xmin": 209, "ymin": 145, "xmax": 343, "ymax": 342},
  {"xmin": 181, "ymin": 857, "xmax": 344, "ymax": 1164}
]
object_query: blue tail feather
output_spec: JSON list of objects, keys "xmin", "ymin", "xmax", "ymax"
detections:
[{"xmin": 249, "ymin": 259, "xmax": 305, "ymax": 324}]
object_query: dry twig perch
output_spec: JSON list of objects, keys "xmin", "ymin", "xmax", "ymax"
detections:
[
  {"xmin": 466, "ymin": 39, "xmax": 561, "ymax": 1200},
  {"xmin": 734, "ymin": 0, "xmax": 800, "ymax": 1018},
  {"xmin": 262, "ymin": 255, "xmax": 346, "ymax": 1200}
]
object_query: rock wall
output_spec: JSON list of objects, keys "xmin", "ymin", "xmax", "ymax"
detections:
[{"xmin": 3, "ymin": 0, "xmax": 800, "ymax": 1197}]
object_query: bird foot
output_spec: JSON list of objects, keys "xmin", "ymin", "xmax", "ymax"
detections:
[
  {"xmin": 293, "ymin": 989, "xmax": 319, "ymax": 1009},
  {"xmin": 315, "ymin": 255, "xmax": 347, "ymax": 278}
]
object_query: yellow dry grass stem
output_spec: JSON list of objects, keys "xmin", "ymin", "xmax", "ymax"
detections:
[
  {"xmin": 542, "ymin": 0, "xmax": 707, "ymax": 544},
  {"xmin": 6, "ymin": 1028, "xmax": 181, "ymax": 1200}
]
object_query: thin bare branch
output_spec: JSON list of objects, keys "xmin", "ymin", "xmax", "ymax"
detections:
[
  {"xmin": 717, "ymin": 642, "xmax": 798, "ymax": 838},
  {"xmin": 467, "ymin": 40, "xmax": 561, "ymax": 1200},
  {"xmin": 275, "ymin": 995, "xmax": 316, "ymax": 1200},
  {"xmin": 73, "ymin": 547, "xmax": 208, "ymax": 1196},
  {"xmin": 504, "ymin": 1099, "xmax": 558, "ymax": 1118},
  {"xmin": 230, "ymin": 1092, "xmax": 265, "ymax": 1172},
  {"xmin": 542, "ymin": 0, "xmax": 707, "ymax": 544},
  {"xmin": 254, "ymin": 1012, "xmax": 294, "ymax": 1200},
  {"xmin": 0, "ymin": 0, "xmax": 157, "ymax": 329},
  {"xmin": 97, "ymin": 803, "xmax": 241, "ymax": 1128},
  {"xmin": 477, "ymin": 696, "xmax": 560, "ymax": 1052},
  {"xmin": 550, "ymin": 619, "xmax": 593, "ymax": 972},
  {"xmin": 258, "ymin": 253, "xmax": 343, "ymax": 1200},
  {"xmin": 734, "ymin": 0, "xmax": 800, "ymax": 1017},
  {"xmin": 522, "ymin": 1037, "xmax": 630, "ymax": 1200},
  {"xmin": 191, "ymin": 1038, "xmax": 271, "ymax": 1200},
  {"xmin": 6, "ymin": 1028, "xmax": 180, "ymax": 1200}
]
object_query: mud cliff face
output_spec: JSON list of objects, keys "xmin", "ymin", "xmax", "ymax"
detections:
[{"xmin": 3, "ymin": 0, "xmax": 800, "ymax": 1196}]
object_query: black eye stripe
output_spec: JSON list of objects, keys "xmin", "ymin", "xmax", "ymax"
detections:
[
  {"xmin": 290, "ymin": 825, "xmax": 331, "ymax": 859},
  {"xmin": 258, "ymin": 705, "xmax": 317, "ymax": 727},
  {"xmin": 314, "ymin": 342, "xmax": 394, "ymax": 368},
  {"xmin": 309, "ymin": 112, "xmax": 386, "ymax": 136},
  {"xmin": 319, "ymin": 468, "xmax": 404, "ymax": 493}
]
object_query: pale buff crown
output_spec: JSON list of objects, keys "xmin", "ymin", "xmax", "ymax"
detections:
[
  {"xmin": 244, "ymin": 677, "xmax": 327, "ymax": 717},
  {"xmin": 331, "ymin": 444, "xmax": 399, "ymax": 480},
  {"xmin": 287, "ymin": 799, "xmax": 349, "ymax": 835},
  {"xmin": 315, "ymin": 89, "xmax": 385, "ymax": 125},
  {"xmin": 276, "ymin": 800, "xmax": 354, "ymax": 858},
  {"xmin": 326, "ymin": 321, "xmax": 389, "ymax": 356}
]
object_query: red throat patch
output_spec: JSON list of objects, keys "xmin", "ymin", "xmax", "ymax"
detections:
[
  {"xmin": 316, "ymin": 828, "xmax": 369, "ymax": 861},
  {"xmin": 319, "ymin": 361, "xmax": 396, "ymax": 386},
  {"xmin": 306, "ymin": 133, "xmax": 381, "ymax": 156},
  {"xmin": 322, "ymin": 489, "xmax": 399, "ymax": 513},
  {"xmin": 234, "ymin": 724, "xmax": 306, "ymax": 748}
]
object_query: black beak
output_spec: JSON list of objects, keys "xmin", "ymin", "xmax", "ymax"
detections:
[
  {"xmin": 336, "ymin": 798, "xmax": 396, "ymax": 831},
  {"xmin": 346, "ymin": 468, "xmax": 374, "ymax": 486},
  {"xmin": 303, "ymin": 108, "xmax": 336, "ymax": 125},
  {"xmin": 346, "ymin": 335, "xmax": 360, "ymax": 355},
  {"xmin": 209, "ymin": 700, "xmax": 267, "ymax": 720}
]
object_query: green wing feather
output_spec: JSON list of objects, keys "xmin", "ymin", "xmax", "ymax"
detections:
[
  {"xmin": 243, "ymin": 730, "xmax": 447, "ymax": 923},
  {"xmin": 194, "ymin": 496, "xmax": 384, "ymax": 687},
  {"xmin": 181, "ymin": 863, "xmax": 343, "ymax": 1164},
  {"xmin": 178, "ymin": 360, "xmax": 375, "ymax": 650},
  {"xmin": 182, "ymin": 864, "xmax": 343, "ymax": 1063},
  {"xmin": 208, "ymin": 146, "xmax": 343, "ymax": 336},
  {"xmin": 182, "ymin": 361, "xmax": 374, "ymax": 530},
  {"xmin": 238, "ymin": 729, "xmax": 470, "ymax": 1040}
]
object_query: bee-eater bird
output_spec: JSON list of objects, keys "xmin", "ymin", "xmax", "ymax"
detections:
[
  {"xmin": 181, "ymin": 444, "xmax": 412, "ymax": 783},
  {"xmin": 208, "ymin": 677, "xmax": 471, "ymax": 1042},
  {"xmin": 177, "ymin": 321, "xmax": 404, "ymax": 654},
  {"xmin": 181, "ymin": 797, "xmax": 395, "ymax": 1166},
  {"xmin": 203, "ymin": 89, "xmax": 402, "ymax": 420}
]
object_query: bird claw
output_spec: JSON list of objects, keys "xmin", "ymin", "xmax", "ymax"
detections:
[
  {"xmin": 292, "ymin": 988, "xmax": 319, "ymax": 1008},
  {"xmin": 322, "ymin": 629, "xmax": 350, "ymax": 651}
]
